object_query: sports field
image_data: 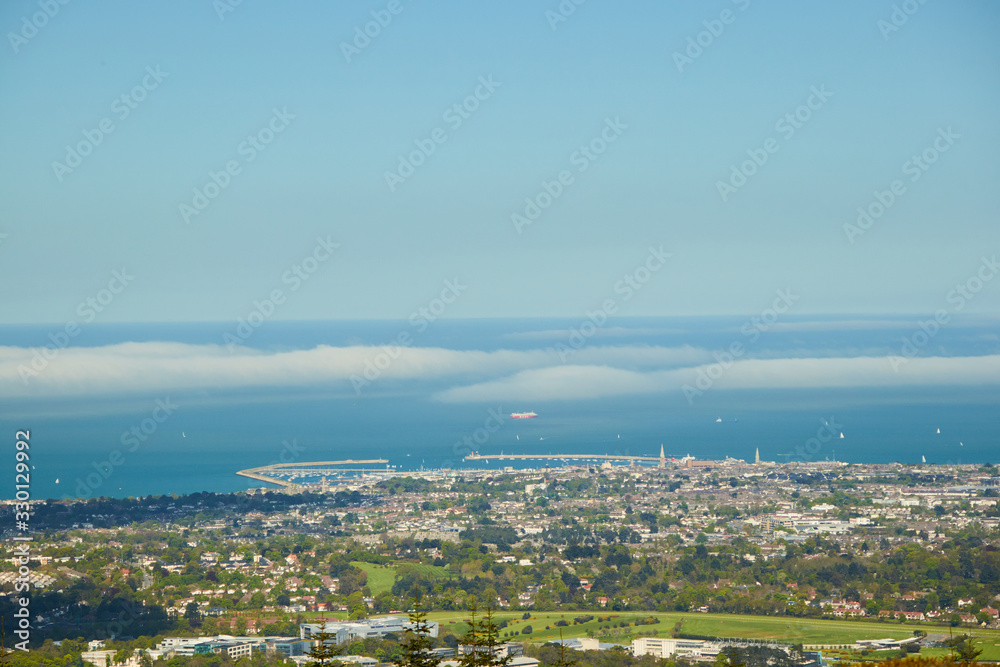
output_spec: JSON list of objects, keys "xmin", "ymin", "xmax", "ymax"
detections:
[
  {"xmin": 422, "ymin": 610, "xmax": 1000, "ymax": 657},
  {"xmin": 350, "ymin": 561, "xmax": 451, "ymax": 595}
]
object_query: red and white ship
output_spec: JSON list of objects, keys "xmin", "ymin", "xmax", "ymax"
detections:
[{"xmin": 510, "ymin": 411, "xmax": 538, "ymax": 419}]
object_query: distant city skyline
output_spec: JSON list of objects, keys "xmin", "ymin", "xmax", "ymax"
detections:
[{"xmin": 1, "ymin": 1, "xmax": 999, "ymax": 324}]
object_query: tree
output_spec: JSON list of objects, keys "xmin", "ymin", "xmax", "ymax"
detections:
[
  {"xmin": 460, "ymin": 605, "xmax": 513, "ymax": 667},
  {"xmin": 393, "ymin": 599, "xmax": 441, "ymax": 667},
  {"xmin": 552, "ymin": 629, "xmax": 577, "ymax": 667},
  {"xmin": 304, "ymin": 623, "xmax": 344, "ymax": 667},
  {"xmin": 184, "ymin": 601, "xmax": 202, "ymax": 627},
  {"xmin": 946, "ymin": 634, "xmax": 983, "ymax": 666}
]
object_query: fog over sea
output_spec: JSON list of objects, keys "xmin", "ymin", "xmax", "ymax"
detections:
[{"xmin": 2, "ymin": 315, "xmax": 998, "ymax": 501}]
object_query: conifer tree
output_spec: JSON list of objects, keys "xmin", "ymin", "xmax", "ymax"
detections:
[
  {"xmin": 459, "ymin": 604, "xmax": 511, "ymax": 667},
  {"xmin": 394, "ymin": 598, "xmax": 441, "ymax": 667},
  {"xmin": 305, "ymin": 623, "xmax": 343, "ymax": 667},
  {"xmin": 553, "ymin": 629, "xmax": 577, "ymax": 667}
]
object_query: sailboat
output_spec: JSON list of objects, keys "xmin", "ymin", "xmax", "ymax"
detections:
[
  {"xmin": 839, "ymin": 432, "xmax": 845, "ymax": 439},
  {"xmin": 936, "ymin": 428, "xmax": 940, "ymax": 434},
  {"xmin": 55, "ymin": 478, "xmax": 59, "ymax": 484},
  {"xmin": 182, "ymin": 432, "xmax": 186, "ymax": 438},
  {"xmin": 716, "ymin": 417, "xmax": 722, "ymax": 423},
  {"xmin": 921, "ymin": 455, "xmax": 927, "ymax": 463}
]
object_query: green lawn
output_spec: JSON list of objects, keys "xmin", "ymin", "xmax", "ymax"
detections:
[
  {"xmin": 350, "ymin": 561, "xmax": 451, "ymax": 596},
  {"xmin": 824, "ymin": 643, "xmax": 1000, "ymax": 663},
  {"xmin": 422, "ymin": 610, "xmax": 1000, "ymax": 649}
]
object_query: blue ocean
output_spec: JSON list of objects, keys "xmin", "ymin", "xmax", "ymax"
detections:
[{"xmin": 2, "ymin": 316, "xmax": 998, "ymax": 501}]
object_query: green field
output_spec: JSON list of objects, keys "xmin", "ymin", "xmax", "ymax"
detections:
[
  {"xmin": 421, "ymin": 610, "xmax": 1000, "ymax": 654},
  {"xmin": 350, "ymin": 561, "xmax": 451, "ymax": 596},
  {"xmin": 824, "ymin": 644, "xmax": 1000, "ymax": 663}
]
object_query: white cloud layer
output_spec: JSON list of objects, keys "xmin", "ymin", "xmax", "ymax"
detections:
[
  {"xmin": 3, "ymin": 341, "xmax": 998, "ymax": 403},
  {"xmin": 433, "ymin": 355, "xmax": 1000, "ymax": 402},
  {"xmin": 1, "ymin": 342, "xmax": 707, "ymax": 399}
]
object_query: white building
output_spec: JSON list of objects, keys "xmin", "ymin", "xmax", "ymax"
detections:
[
  {"xmin": 300, "ymin": 616, "xmax": 439, "ymax": 644},
  {"xmin": 632, "ymin": 637, "xmax": 719, "ymax": 660}
]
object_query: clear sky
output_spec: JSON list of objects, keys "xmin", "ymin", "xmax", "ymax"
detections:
[{"xmin": 1, "ymin": 0, "xmax": 998, "ymax": 324}]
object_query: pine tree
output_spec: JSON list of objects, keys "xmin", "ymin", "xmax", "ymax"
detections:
[
  {"xmin": 305, "ymin": 623, "xmax": 343, "ymax": 667},
  {"xmin": 478, "ymin": 605, "xmax": 512, "ymax": 667},
  {"xmin": 946, "ymin": 634, "xmax": 982, "ymax": 666},
  {"xmin": 459, "ymin": 608, "xmax": 482, "ymax": 667},
  {"xmin": 459, "ymin": 604, "xmax": 512, "ymax": 667},
  {"xmin": 553, "ymin": 629, "xmax": 577, "ymax": 667},
  {"xmin": 394, "ymin": 599, "xmax": 441, "ymax": 667}
]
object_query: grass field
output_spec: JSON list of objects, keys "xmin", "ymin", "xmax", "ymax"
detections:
[
  {"xmin": 420, "ymin": 610, "xmax": 1000, "ymax": 654},
  {"xmin": 297, "ymin": 587, "xmax": 1000, "ymax": 661},
  {"xmin": 823, "ymin": 644, "xmax": 1000, "ymax": 663},
  {"xmin": 350, "ymin": 561, "xmax": 451, "ymax": 595}
]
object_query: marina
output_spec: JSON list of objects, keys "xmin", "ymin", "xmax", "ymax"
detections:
[{"xmin": 235, "ymin": 459, "xmax": 390, "ymax": 489}]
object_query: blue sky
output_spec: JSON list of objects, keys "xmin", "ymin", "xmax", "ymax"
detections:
[{"xmin": 1, "ymin": 0, "xmax": 999, "ymax": 324}]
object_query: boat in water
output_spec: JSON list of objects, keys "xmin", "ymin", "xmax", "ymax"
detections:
[{"xmin": 510, "ymin": 411, "xmax": 538, "ymax": 419}]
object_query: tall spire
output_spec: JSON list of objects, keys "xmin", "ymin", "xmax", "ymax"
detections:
[
  {"xmin": 659, "ymin": 444, "xmax": 665, "ymax": 468},
  {"xmin": 755, "ymin": 447, "xmax": 760, "ymax": 464}
]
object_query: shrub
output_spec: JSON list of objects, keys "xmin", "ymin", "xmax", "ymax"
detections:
[{"xmin": 522, "ymin": 625, "xmax": 533, "ymax": 635}]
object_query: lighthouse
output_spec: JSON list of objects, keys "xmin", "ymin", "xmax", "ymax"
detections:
[{"xmin": 755, "ymin": 447, "xmax": 760, "ymax": 464}]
